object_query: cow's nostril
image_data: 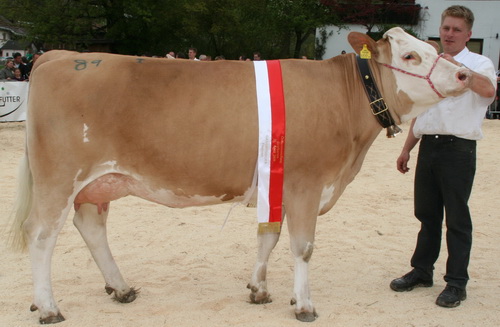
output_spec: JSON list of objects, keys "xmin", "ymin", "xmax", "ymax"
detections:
[{"xmin": 457, "ymin": 69, "xmax": 472, "ymax": 82}]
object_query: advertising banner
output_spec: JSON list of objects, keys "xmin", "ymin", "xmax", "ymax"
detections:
[{"xmin": 0, "ymin": 82, "xmax": 29, "ymax": 122}]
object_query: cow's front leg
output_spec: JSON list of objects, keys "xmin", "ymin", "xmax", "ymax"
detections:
[
  {"xmin": 247, "ymin": 231, "xmax": 281, "ymax": 304},
  {"xmin": 289, "ymin": 241, "xmax": 317, "ymax": 322},
  {"xmin": 73, "ymin": 203, "xmax": 137, "ymax": 303},
  {"xmin": 287, "ymin": 208, "xmax": 319, "ymax": 322}
]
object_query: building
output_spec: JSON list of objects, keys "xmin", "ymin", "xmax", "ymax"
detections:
[
  {"xmin": 0, "ymin": 15, "xmax": 32, "ymax": 58},
  {"xmin": 319, "ymin": 0, "xmax": 500, "ymax": 71}
]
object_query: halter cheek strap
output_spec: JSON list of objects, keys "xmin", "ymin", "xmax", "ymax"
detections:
[{"xmin": 382, "ymin": 54, "xmax": 445, "ymax": 98}]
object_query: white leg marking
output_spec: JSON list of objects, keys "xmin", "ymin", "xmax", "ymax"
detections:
[
  {"xmin": 293, "ymin": 244, "xmax": 314, "ymax": 312},
  {"xmin": 248, "ymin": 232, "xmax": 280, "ymax": 304},
  {"xmin": 290, "ymin": 241, "xmax": 317, "ymax": 322},
  {"xmin": 26, "ymin": 206, "xmax": 71, "ymax": 322},
  {"xmin": 73, "ymin": 203, "xmax": 132, "ymax": 300}
]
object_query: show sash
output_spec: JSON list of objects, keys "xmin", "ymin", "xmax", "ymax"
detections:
[{"xmin": 253, "ymin": 60, "xmax": 286, "ymax": 234}]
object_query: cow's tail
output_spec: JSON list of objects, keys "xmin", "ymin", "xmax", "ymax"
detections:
[{"xmin": 8, "ymin": 152, "xmax": 33, "ymax": 252}]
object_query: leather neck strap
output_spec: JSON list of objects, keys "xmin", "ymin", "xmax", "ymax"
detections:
[{"xmin": 356, "ymin": 56, "xmax": 402, "ymax": 137}]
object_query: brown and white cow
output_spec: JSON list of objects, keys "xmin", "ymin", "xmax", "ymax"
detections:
[{"xmin": 10, "ymin": 27, "xmax": 470, "ymax": 324}]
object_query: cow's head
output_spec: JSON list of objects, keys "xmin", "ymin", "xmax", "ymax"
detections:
[{"xmin": 348, "ymin": 27, "xmax": 470, "ymax": 122}]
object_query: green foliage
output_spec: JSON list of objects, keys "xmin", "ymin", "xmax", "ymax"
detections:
[{"xmin": 0, "ymin": 0, "xmax": 342, "ymax": 59}]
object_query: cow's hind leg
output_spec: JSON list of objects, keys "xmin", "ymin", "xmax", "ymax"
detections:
[
  {"xmin": 24, "ymin": 203, "xmax": 70, "ymax": 324},
  {"xmin": 247, "ymin": 231, "xmax": 281, "ymax": 304},
  {"xmin": 73, "ymin": 203, "xmax": 137, "ymax": 303}
]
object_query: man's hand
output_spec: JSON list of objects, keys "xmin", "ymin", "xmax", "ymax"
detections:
[
  {"xmin": 397, "ymin": 150, "xmax": 411, "ymax": 174},
  {"xmin": 442, "ymin": 54, "xmax": 496, "ymax": 98}
]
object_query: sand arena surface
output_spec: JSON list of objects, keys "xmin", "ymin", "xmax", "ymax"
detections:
[{"xmin": 1, "ymin": 121, "xmax": 499, "ymax": 327}]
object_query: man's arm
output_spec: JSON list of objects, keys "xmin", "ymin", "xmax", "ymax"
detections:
[
  {"xmin": 396, "ymin": 119, "xmax": 420, "ymax": 174},
  {"xmin": 442, "ymin": 54, "xmax": 496, "ymax": 98}
]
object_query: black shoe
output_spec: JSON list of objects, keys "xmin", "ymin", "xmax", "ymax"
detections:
[
  {"xmin": 390, "ymin": 270, "xmax": 433, "ymax": 292},
  {"xmin": 436, "ymin": 285, "xmax": 467, "ymax": 308}
]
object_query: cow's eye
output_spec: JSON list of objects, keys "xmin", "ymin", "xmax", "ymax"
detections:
[{"xmin": 403, "ymin": 54, "xmax": 414, "ymax": 60}]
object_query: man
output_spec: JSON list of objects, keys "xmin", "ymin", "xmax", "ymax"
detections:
[
  {"xmin": 390, "ymin": 5, "xmax": 496, "ymax": 308},
  {"xmin": 24, "ymin": 52, "xmax": 42, "ymax": 80},
  {"xmin": 253, "ymin": 51, "xmax": 261, "ymax": 61},
  {"xmin": 13, "ymin": 52, "xmax": 28, "ymax": 79},
  {"xmin": 188, "ymin": 47, "xmax": 199, "ymax": 61}
]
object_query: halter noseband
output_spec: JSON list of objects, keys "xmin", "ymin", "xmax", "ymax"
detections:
[{"xmin": 382, "ymin": 54, "xmax": 445, "ymax": 98}]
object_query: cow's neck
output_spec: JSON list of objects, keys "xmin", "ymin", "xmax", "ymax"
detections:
[
  {"xmin": 366, "ymin": 57, "xmax": 410, "ymax": 126},
  {"xmin": 335, "ymin": 54, "xmax": 396, "ymax": 140},
  {"xmin": 328, "ymin": 55, "xmax": 393, "ymax": 181}
]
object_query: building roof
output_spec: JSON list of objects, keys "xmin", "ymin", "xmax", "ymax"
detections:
[
  {"xmin": 0, "ymin": 39, "xmax": 30, "ymax": 50},
  {"xmin": 0, "ymin": 15, "xmax": 26, "ymax": 36}
]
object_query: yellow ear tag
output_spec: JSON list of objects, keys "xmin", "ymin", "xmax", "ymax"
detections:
[{"xmin": 360, "ymin": 44, "xmax": 371, "ymax": 59}]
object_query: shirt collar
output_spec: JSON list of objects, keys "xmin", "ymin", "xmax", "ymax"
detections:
[{"xmin": 452, "ymin": 47, "xmax": 469, "ymax": 62}]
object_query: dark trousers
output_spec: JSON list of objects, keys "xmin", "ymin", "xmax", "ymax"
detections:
[{"xmin": 411, "ymin": 135, "xmax": 476, "ymax": 289}]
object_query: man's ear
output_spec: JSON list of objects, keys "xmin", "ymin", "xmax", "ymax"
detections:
[
  {"xmin": 426, "ymin": 40, "xmax": 441, "ymax": 53},
  {"xmin": 348, "ymin": 32, "xmax": 378, "ymax": 58}
]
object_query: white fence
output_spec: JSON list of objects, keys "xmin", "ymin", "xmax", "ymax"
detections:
[{"xmin": 0, "ymin": 82, "xmax": 29, "ymax": 122}]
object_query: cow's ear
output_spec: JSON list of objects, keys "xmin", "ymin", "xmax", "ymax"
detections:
[
  {"xmin": 348, "ymin": 32, "xmax": 378, "ymax": 58},
  {"xmin": 426, "ymin": 40, "xmax": 441, "ymax": 53}
]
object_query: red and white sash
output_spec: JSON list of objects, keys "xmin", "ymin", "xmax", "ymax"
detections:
[{"xmin": 253, "ymin": 60, "xmax": 286, "ymax": 234}]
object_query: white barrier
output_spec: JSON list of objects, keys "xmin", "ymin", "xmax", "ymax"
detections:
[{"xmin": 0, "ymin": 82, "xmax": 29, "ymax": 122}]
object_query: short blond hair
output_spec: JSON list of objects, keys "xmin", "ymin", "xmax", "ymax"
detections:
[{"xmin": 442, "ymin": 5, "xmax": 474, "ymax": 30}]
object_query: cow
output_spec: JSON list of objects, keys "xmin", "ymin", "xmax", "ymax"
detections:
[{"xmin": 9, "ymin": 27, "xmax": 470, "ymax": 324}]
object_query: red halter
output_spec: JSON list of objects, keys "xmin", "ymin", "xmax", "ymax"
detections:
[{"xmin": 382, "ymin": 54, "xmax": 445, "ymax": 99}]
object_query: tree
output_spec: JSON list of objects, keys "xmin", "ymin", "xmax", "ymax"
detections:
[
  {"xmin": 266, "ymin": 0, "xmax": 340, "ymax": 58},
  {"xmin": 322, "ymin": 0, "xmax": 421, "ymax": 37},
  {"xmin": 0, "ymin": 0, "xmax": 341, "ymax": 58}
]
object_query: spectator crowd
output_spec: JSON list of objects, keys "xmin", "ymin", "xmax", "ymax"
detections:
[
  {"xmin": 0, "ymin": 51, "xmax": 41, "ymax": 81},
  {"xmin": 1, "ymin": 47, "xmax": 313, "ymax": 83}
]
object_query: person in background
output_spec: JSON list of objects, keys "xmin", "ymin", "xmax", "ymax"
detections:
[
  {"xmin": 24, "ymin": 52, "xmax": 42, "ymax": 80},
  {"xmin": 390, "ymin": 5, "xmax": 496, "ymax": 308},
  {"xmin": 188, "ymin": 48, "xmax": 199, "ymax": 60},
  {"xmin": 13, "ymin": 68, "xmax": 26, "ymax": 81},
  {"xmin": 253, "ymin": 52, "xmax": 261, "ymax": 61},
  {"xmin": 13, "ymin": 52, "xmax": 28, "ymax": 79},
  {"xmin": 0, "ymin": 59, "xmax": 16, "ymax": 81}
]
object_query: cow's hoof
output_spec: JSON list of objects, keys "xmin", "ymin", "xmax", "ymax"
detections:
[
  {"xmin": 39, "ymin": 313, "xmax": 65, "ymax": 324},
  {"xmin": 247, "ymin": 284, "xmax": 272, "ymax": 304},
  {"xmin": 249, "ymin": 292, "xmax": 272, "ymax": 304},
  {"xmin": 295, "ymin": 311, "xmax": 318, "ymax": 322},
  {"xmin": 114, "ymin": 287, "xmax": 139, "ymax": 303}
]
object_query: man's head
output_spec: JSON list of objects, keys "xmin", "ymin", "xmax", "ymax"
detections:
[
  {"xmin": 13, "ymin": 52, "xmax": 23, "ymax": 64},
  {"xmin": 439, "ymin": 5, "xmax": 474, "ymax": 56},
  {"xmin": 188, "ymin": 48, "xmax": 197, "ymax": 60},
  {"xmin": 33, "ymin": 53, "xmax": 42, "ymax": 63}
]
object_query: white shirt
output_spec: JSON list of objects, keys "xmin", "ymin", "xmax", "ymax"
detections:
[{"xmin": 413, "ymin": 47, "xmax": 497, "ymax": 140}]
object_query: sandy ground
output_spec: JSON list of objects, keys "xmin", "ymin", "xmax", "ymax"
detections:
[{"xmin": 1, "ymin": 120, "xmax": 499, "ymax": 327}]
